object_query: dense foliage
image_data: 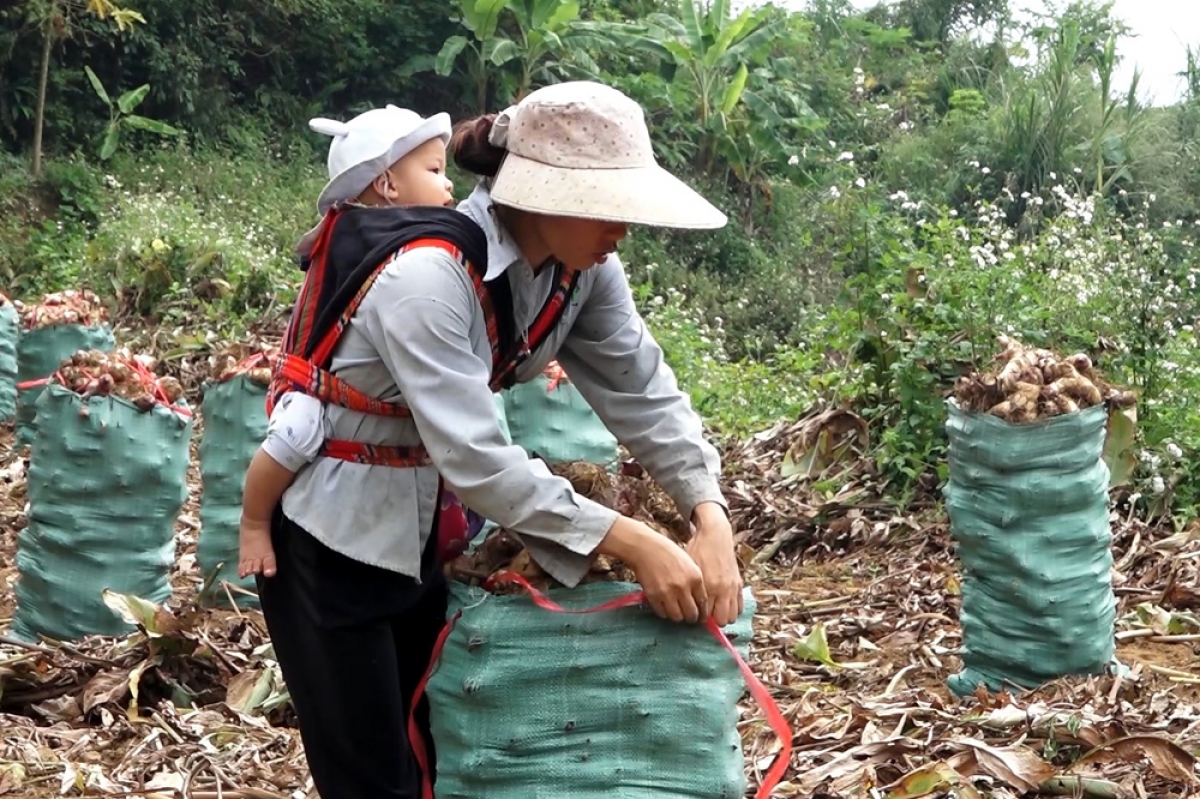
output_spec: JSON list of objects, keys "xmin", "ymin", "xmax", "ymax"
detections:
[{"xmin": 2, "ymin": 0, "xmax": 1199, "ymax": 522}]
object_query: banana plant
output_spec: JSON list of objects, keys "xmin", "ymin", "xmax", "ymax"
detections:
[
  {"xmin": 432, "ymin": 0, "xmax": 512, "ymax": 112},
  {"xmin": 84, "ymin": 66, "xmax": 181, "ymax": 160},
  {"xmin": 26, "ymin": 0, "xmax": 146, "ymax": 175},
  {"xmin": 598, "ymin": 0, "xmax": 787, "ymax": 169},
  {"xmin": 419, "ymin": 0, "xmax": 610, "ymax": 110},
  {"xmin": 489, "ymin": 0, "xmax": 610, "ymax": 103}
]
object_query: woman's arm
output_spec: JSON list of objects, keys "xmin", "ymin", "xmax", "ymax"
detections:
[{"xmin": 556, "ymin": 256, "xmax": 743, "ymax": 625}]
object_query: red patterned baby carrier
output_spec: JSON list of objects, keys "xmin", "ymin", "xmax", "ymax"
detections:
[{"xmin": 268, "ymin": 206, "xmax": 580, "ymax": 558}]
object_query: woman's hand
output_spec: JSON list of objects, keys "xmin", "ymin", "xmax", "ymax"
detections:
[
  {"xmin": 600, "ymin": 516, "xmax": 708, "ymax": 623},
  {"xmin": 687, "ymin": 501, "xmax": 744, "ymax": 627}
]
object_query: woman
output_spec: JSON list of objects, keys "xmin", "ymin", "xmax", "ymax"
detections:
[{"xmin": 257, "ymin": 81, "xmax": 743, "ymax": 799}]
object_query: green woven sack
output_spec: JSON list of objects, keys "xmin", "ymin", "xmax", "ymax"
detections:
[
  {"xmin": 943, "ymin": 401, "xmax": 1116, "ymax": 695},
  {"xmin": 10, "ymin": 384, "xmax": 192, "ymax": 642},
  {"xmin": 426, "ymin": 582, "xmax": 756, "ymax": 799},
  {"xmin": 504, "ymin": 374, "xmax": 618, "ymax": 467},
  {"xmin": 0, "ymin": 302, "xmax": 16, "ymax": 422},
  {"xmin": 16, "ymin": 323, "xmax": 115, "ymax": 447},
  {"xmin": 198, "ymin": 375, "xmax": 269, "ymax": 607}
]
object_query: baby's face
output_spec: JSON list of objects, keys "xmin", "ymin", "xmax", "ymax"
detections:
[{"xmin": 388, "ymin": 138, "xmax": 455, "ymax": 208}]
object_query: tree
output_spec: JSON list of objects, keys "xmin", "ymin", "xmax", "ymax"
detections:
[
  {"xmin": 893, "ymin": 0, "xmax": 1008, "ymax": 47},
  {"xmin": 26, "ymin": 0, "xmax": 143, "ymax": 175}
]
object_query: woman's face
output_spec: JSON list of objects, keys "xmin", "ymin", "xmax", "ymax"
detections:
[{"xmin": 535, "ymin": 215, "xmax": 630, "ymax": 271}]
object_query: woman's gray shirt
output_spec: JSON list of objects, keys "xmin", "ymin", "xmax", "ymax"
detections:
[{"xmin": 272, "ymin": 184, "xmax": 725, "ymax": 587}]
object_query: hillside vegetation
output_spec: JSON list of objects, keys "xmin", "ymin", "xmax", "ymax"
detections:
[{"xmin": 2, "ymin": 0, "xmax": 1199, "ymax": 520}]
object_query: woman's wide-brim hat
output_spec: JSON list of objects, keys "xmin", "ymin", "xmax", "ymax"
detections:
[{"xmin": 487, "ymin": 82, "xmax": 727, "ymax": 230}]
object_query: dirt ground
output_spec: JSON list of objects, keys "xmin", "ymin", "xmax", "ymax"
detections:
[{"xmin": 1, "ymin": 416, "xmax": 1199, "ymax": 798}]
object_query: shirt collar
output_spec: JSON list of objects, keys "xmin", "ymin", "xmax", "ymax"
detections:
[{"xmin": 458, "ymin": 182, "xmax": 525, "ymax": 282}]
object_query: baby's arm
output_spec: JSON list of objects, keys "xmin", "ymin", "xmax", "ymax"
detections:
[{"xmin": 239, "ymin": 392, "xmax": 327, "ymax": 577}]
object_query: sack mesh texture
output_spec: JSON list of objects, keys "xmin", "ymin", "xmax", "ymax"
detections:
[
  {"xmin": 503, "ymin": 375, "xmax": 618, "ymax": 467},
  {"xmin": 198, "ymin": 376, "xmax": 269, "ymax": 607},
  {"xmin": 0, "ymin": 303, "xmax": 16, "ymax": 422},
  {"xmin": 943, "ymin": 401, "xmax": 1116, "ymax": 695},
  {"xmin": 11, "ymin": 384, "xmax": 192, "ymax": 642},
  {"xmin": 15, "ymin": 323, "xmax": 115, "ymax": 447},
  {"xmin": 427, "ymin": 581, "xmax": 756, "ymax": 799}
]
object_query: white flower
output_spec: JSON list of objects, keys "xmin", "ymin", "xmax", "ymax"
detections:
[
  {"xmin": 981, "ymin": 167, "xmax": 991, "ymax": 175},
  {"xmin": 1151, "ymin": 475, "xmax": 1166, "ymax": 494},
  {"xmin": 837, "ymin": 151, "xmax": 855, "ymax": 162},
  {"xmin": 787, "ymin": 154, "xmax": 800, "ymax": 166},
  {"xmin": 855, "ymin": 178, "xmax": 866, "ymax": 188},
  {"xmin": 828, "ymin": 185, "xmax": 842, "ymax": 199},
  {"xmin": 1167, "ymin": 443, "xmax": 1183, "ymax": 458}
]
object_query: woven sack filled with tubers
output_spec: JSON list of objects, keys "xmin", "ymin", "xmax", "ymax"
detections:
[
  {"xmin": 197, "ymin": 348, "xmax": 276, "ymax": 606},
  {"xmin": 0, "ymin": 294, "xmax": 16, "ymax": 422},
  {"xmin": 14, "ymin": 290, "xmax": 115, "ymax": 447},
  {"xmin": 943, "ymin": 336, "xmax": 1125, "ymax": 695},
  {"xmin": 10, "ymin": 348, "xmax": 192, "ymax": 643},
  {"xmin": 502, "ymin": 361, "xmax": 619, "ymax": 468},
  {"xmin": 431, "ymin": 465, "xmax": 756, "ymax": 799}
]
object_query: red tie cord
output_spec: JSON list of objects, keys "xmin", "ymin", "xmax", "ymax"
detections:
[{"xmin": 409, "ymin": 571, "xmax": 793, "ymax": 799}]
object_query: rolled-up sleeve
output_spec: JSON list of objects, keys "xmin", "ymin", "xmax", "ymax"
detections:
[
  {"xmin": 358, "ymin": 248, "xmax": 617, "ymax": 587},
  {"xmin": 556, "ymin": 255, "xmax": 726, "ymax": 522},
  {"xmin": 262, "ymin": 392, "xmax": 326, "ymax": 473}
]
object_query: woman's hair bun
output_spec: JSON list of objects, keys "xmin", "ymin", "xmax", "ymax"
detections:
[{"xmin": 450, "ymin": 115, "xmax": 505, "ymax": 178}]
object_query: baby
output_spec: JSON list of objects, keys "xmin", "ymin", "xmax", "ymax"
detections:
[{"xmin": 238, "ymin": 105, "xmax": 456, "ymax": 578}]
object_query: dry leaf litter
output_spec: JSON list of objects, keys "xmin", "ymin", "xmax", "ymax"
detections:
[{"xmin": 0, "ymin": 360, "xmax": 1196, "ymax": 797}]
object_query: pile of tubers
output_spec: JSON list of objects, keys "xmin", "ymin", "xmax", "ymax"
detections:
[
  {"xmin": 446, "ymin": 460, "xmax": 690, "ymax": 591},
  {"xmin": 954, "ymin": 335, "xmax": 1135, "ymax": 424},
  {"xmin": 55, "ymin": 349, "xmax": 185, "ymax": 412},
  {"xmin": 17, "ymin": 290, "xmax": 109, "ymax": 329},
  {"xmin": 209, "ymin": 347, "xmax": 276, "ymax": 387}
]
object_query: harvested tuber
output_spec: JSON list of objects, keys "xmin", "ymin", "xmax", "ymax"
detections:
[
  {"xmin": 54, "ymin": 348, "xmax": 186, "ymax": 411},
  {"xmin": 446, "ymin": 459, "xmax": 693, "ymax": 591},
  {"xmin": 955, "ymin": 335, "xmax": 1133, "ymax": 424},
  {"xmin": 16, "ymin": 290, "xmax": 109, "ymax": 329},
  {"xmin": 209, "ymin": 346, "xmax": 277, "ymax": 387}
]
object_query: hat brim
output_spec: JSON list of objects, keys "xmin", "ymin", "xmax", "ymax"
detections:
[
  {"xmin": 316, "ymin": 112, "xmax": 453, "ymax": 215},
  {"xmin": 489, "ymin": 154, "xmax": 728, "ymax": 230}
]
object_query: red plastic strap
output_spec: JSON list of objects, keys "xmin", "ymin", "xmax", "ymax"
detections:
[
  {"xmin": 409, "ymin": 572, "xmax": 792, "ymax": 799},
  {"xmin": 16, "ymin": 377, "xmax": 49, "ymax": 390}
]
